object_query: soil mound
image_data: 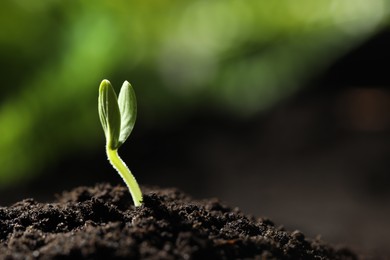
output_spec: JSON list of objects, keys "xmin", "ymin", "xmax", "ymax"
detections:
[{"xmin": 0, "ymin": 183, "xmax": 357, "ymax": 259}]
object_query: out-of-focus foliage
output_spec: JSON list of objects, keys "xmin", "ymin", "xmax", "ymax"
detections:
[{"xmin": 0, "ymin": 0, "xmax": 389, "ymax": 186}]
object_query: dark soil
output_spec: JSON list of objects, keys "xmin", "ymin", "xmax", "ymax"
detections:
[{"xmin": 0, "ymin": 183, "xmax": 357, "ymax": 260}]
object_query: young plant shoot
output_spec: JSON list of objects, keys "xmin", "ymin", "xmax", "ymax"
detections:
[{"xmin": 98, "ymin": 79, "xmax": 143, "ymax": 206}]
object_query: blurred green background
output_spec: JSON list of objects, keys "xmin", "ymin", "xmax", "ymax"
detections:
[
  {"xmin": 1, "ymin": 0, "xmax": 390, "ymax": 257},
  {"xmin": 1, "ymin": 0, "xmax": 388, "ymax": 185}
]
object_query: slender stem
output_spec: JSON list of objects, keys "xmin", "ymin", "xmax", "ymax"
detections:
[{"xmin": 106, "ymin": 147, "xmax": 143, "ymax": 206}]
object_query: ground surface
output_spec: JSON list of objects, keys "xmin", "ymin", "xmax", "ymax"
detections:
[{"xmin": 0, "ymin": 183, "xmax": 357, "ymax": 259}]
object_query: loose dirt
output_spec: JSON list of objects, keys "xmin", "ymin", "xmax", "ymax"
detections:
[{"xmin": 0, "ymin": 183, "xmax": 357, "ymax": 259}]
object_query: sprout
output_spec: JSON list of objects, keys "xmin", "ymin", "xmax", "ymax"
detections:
[{"xmin": 98, "ymin": 79, "xmax": 143, "ymax": 206}]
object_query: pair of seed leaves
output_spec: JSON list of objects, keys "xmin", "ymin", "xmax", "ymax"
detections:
[{"xmin": 98, "ymin": 79, "xmax": 137, "ymax": 150}]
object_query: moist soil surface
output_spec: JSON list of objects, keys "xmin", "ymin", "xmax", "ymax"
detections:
[{"xmin": 0, "ymin": 183, "xmax": 357, "ymax": 260}]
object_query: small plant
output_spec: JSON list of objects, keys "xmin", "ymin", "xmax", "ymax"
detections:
[{"xmin": 98, "ymin": 79, "xmax": 143, "ymax": 206}]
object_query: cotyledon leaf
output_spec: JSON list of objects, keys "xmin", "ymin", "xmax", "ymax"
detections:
[
  {"xmin": 98, "ymin": 79, "xmax": 121, "ymax": 150},
  {"xmin": 117, "ymin": 80, "xmax": 137, "ymax": 147}
]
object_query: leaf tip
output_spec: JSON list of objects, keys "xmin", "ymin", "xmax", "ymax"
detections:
[{"xmin": 100, "ymin": 79, "xmax": 111, "ymax": 90}]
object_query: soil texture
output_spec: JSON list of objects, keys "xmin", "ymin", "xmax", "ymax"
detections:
[{"xmin": 0, "ymin": 183, "xmax": 357, "ymax": 259}]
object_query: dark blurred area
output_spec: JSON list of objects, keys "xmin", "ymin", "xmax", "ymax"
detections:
[{"xmin": 0, "ymin": 1, "xmax": 389, "ymax": 258}]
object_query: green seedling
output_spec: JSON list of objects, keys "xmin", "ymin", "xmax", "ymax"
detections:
[{"xmin": 98, "ymin": 79, "xmax": 143, "ymax": 206}]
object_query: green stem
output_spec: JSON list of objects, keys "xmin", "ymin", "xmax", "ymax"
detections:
[{"xmin": 106, "ymin": 147, "xmax": 143, "ymax": 206}]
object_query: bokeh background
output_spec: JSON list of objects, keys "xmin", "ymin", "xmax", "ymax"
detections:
[{"xmin": 1, "ymin": 0, "xmax": 389, "ymax": 257}]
